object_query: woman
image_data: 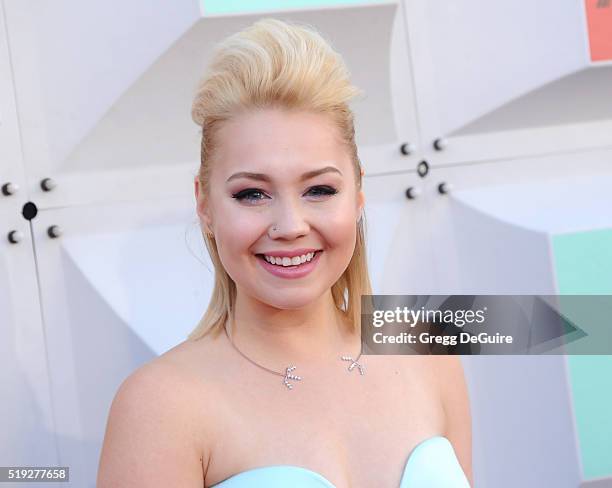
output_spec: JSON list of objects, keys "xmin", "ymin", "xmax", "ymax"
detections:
[{"xmin": 97, "ymin": 18, "xmax": 473, "ymax": 487}]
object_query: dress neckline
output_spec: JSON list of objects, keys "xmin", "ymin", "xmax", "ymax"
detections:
[{"xmin": 209, "ymin": 434, "xmax": 453, "ymax": 487}]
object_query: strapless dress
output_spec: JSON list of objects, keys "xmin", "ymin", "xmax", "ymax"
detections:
[{"xmin": 210, "ymin": 435, "xmax": 470, "ymax": 487}]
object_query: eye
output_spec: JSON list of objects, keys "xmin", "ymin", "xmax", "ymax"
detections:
[
  {"xmin": 232, "ymin": 189, "xmax": 268, "ymax": 203},
  {"xmin": 232, "ymin": 186, "xmax": 338, "ymax": 204},
  {"xmin": 307, "ymin": 185, "xmax": 338, "ymax": 197}
]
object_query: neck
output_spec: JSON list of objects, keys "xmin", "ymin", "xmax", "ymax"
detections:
[{"xmin": 228, "ymin": 289, "xmax": 360, "ymax": 369}]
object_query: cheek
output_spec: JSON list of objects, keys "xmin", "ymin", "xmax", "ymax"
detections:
[
  {"xmin": 321, "ymin": 210, "xmax": 358, "ymax": 252},
  {"xmin": 213, "ymin": 203, "xmax": 262, "ymax": 268}
]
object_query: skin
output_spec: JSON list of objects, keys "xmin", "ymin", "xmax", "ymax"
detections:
[
  {"xmin": 97, "ymin": 107, "xmax": 473, "ymax": 487},
  {"xmin": 198, "ymin": 107, "xmax": 472, "ymax": 485},
  {"xmin": 196, "ymin": 107, "xmax": 366, "ymax": 368}
]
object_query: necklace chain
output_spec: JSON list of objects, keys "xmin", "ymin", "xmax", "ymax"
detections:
[{"xmin": 223, "ymin": 317, "xmax": 365, "ymax": 389}]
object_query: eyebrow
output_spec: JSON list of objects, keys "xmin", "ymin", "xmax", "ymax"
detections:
[{"xmin": 226, "ymin": 165, "xmax": 342, "ymax": 183}]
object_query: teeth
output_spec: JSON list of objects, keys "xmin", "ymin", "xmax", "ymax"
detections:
[{"xmin": 263, "ymin": 252, "xmax": 317, "ymax": 266}]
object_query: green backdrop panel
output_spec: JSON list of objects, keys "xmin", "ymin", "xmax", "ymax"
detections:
[
  {"xmin": 553, "ymin": 228, "xmax": 612, "ymax": 480},
  {"xmin": 202, "ymin": 0, "xmax": 391, "ymax": 15}
]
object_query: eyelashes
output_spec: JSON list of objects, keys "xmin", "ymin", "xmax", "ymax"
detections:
[{"xmin": 232, "ymin": 185, "xmax": 338, "ymax": 203}]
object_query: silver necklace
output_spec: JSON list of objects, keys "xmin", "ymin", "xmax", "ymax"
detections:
[{"xmin": 223, "ymin": 320, "xmax": 365, "ymax": 390}]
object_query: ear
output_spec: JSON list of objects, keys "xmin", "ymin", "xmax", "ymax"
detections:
[
  {"xmin": 194, "ymin": 175, "xmax": 214, "ymax": 233},
  {"xmin": 194, "ymin": 174, "xmax": 200, "ymax": 201},
  {"xmin": 356, "ymin": 188, "xmax": 365, "ymax": 221}
]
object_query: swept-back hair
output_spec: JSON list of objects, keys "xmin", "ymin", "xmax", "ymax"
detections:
[{"xmin": 189, "ymin": 17, "xmax": 371, "ymax": 340}]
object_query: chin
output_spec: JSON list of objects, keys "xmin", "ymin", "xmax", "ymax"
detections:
[
  {"xmin": 255, "ymin": 287, "xmax": 328, "ymax": 310},
  {"xmin": 262, "ymin": 296, "xmax": 317, "ymax": 310}
]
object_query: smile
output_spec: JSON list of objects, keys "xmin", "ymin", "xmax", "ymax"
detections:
[
  {"xmin": 255, "ymin": 250, "xmax": 323, "ymax": 279},
  {"xmin": 261, "ymin": 251, "xmax": 318, "ymax": 266}
]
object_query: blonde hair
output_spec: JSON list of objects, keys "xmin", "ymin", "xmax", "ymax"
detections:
[{"xmin": 188, "ymin": 17, "xmax": 372, "ymax": 341}]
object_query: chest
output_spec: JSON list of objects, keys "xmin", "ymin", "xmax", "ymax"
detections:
[{"xmin": 202, "ymin": 356, "xmax": 446, "ymax": 488}]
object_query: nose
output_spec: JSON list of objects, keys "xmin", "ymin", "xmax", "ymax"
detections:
[{"xmin": 269, "ymin": 198, "xmax": 310, "ymax": 240}]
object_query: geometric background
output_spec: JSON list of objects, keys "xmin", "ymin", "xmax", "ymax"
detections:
[{"xmin": 1, "ymin": 0, "xmax": 611, "ymax": 486}]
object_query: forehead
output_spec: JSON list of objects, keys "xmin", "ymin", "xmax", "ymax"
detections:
[{"xmin": 213, "ymin": 108, "xmax": 350, "ymax": 174}]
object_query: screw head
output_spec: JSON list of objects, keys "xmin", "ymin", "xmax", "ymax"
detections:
[
  {"xmin": 47, "ymin": 225, "xmax": 62, "ymax": 238},
  {"xmin": 405, "ymin": 186, "xmax": 421, "ymax": 200},
  {"xmin": 438, "ymin": 182, "xmax": 453, "ymax": 195},
  {"xmin": 400, "ymin": 142, "xmax": 416, "ymax": 156},
  {"xmin": 417, "ymin": 161, "xmax": 429, "ymax": 178},
  {"xmin": 40, "ymin": 178, "xmax": 57, "ymax": 192},
  {"xmin": 7, "ymin": 230, "xmax": 24, "ymax": 244},
  {"xmin": 1, "ymin": 182, "xmax": 19, "ymax": 196},
  {"xmin": 433, "ymin": 138, "xmax": 447, "ymax": 151}
]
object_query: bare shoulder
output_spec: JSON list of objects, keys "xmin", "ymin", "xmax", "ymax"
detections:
[
  {"xmin": 430, "ymin": 356, "xmax": 474, "ymax": 487},
  {"xmin": 97, "ymin": 340, "xmax": 218, "ymax": 487},
  {"xmin": 158, "ymin": 331, "xmax": 225, "ymax": 375},
  {"xmin": 427, "ymin": 356, "xmax": 469, "ymax": 400}
]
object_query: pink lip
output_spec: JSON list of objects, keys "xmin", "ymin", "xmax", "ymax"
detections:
[{"xmin": 256, "ymin": 251, "xmax": 322, "ymax": 279}]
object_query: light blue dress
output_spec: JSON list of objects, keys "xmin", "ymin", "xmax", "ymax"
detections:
[{"xmin": 210, "ymin": 435, "xmax": 470, "ymax": 487}]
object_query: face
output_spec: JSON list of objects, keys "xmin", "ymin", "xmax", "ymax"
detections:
[{"xmin": 195, "ymin": 108, "xmax": 365, "ymax": 310}]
